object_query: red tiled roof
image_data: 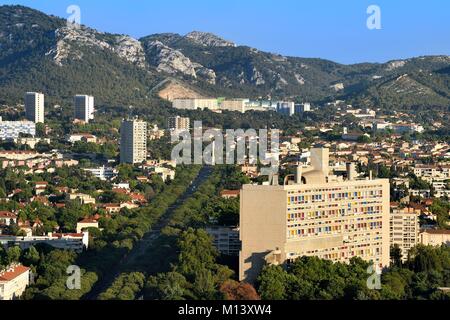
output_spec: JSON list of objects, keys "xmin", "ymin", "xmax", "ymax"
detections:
[
  {"xmin": 423, "ymin": 229, "xmax": 450, "ymax": 235},
  {"xmin": 112, "ymin": 188, "xmax": 129, "ymax": 194},
  {"xmin": 220, "ymin": 190, "xmax": 240, "ymax": 196},
  {"xmin": 72, "ymin": 133, "xmax": 95, "ymax": 138},
  {"xmin": 78, "ymin": 218, "xmax": 98, "ymax": 224},
  {"xmin": 102, "ymin": 203, "xmax": 121, "ymax": 208},
  {"xmin": 0, "ymin": 211, "xmax": 17, "ymax": 219},
  {"xmin": 130, "ymin": 193, "xmax": 146, "ymax": 202},
  {"xmin": 0, "ymin": 150, "xmax": 36, "ymax": 155},
  {"xmin": 52, "ymin": 233, "xmax": 84, "ymax": 238},
  {"xmin": 0, "ymin": 265, "xmax": 30, "ymax": 282}
]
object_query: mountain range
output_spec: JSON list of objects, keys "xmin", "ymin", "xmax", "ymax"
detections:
[{"xmin": 1, "ymin": 5, "xmax": 450, "ymax": 110}]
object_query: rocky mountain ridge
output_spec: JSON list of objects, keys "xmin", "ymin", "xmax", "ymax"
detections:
[{"xmin": 1, "ymin": 5, "xmax": 450, "ymax": 110}]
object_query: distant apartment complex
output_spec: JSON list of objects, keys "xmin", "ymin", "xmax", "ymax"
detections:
[
  {"xmin": 373, "ymin": 121, "xmax": 425, "ymax": 134},
  {"xmin": 296, "ymin": 103, "xmax": 311, "ymax": 113},
  {"xmin": 25, "ymin": 92, "xmax": 44, "ymax": 124},
  {"xmin": 120, "ymin": 119, "xmax": 147, "ymax": 164},
  {"xmin": 172, "ymin": 98, "xmax": 219, "ymax": 110},
  {"xmin": 167, "ymin": 116, "xmax": 190, "ymax": 131},
  {"xmin": 220, "ymin": 99, "xmax": 250, "ymax": 113},
  {"xmin": 171, "ymin": 98, "xmax": 277, "ymax": 113},
  {"xmin": 74, "ymin": 95, "xmax": 95, "ymax": 123},
  {"xmin": 276, "ymin": 101, "xmax": 295, "ymax": 116},
  {"xmin": 390, "ymin": 207, "xmax": 420, "ymax": 261},
  {"xmin": 276, "ymin": 102, "xmax": 312, "ymax": 116},
  {"xmin": 0, "ymin": 119, "xmax": 36, "ymax": 140},
  {"xmin": 239, "ymin": 148, "xmax": 390, "ymax": 283}
]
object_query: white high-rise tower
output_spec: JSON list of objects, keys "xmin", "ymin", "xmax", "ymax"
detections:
[
  {"xmin": 120, "ymin": 119, "xmax": 147, "ymax": 164},
  {"xmin": 25, "ymin": 92, "xmax": 44, "ymax": 124},
  {"xmin": 74, "ymin": 95, "xmax": 95, "ymax": 123}
]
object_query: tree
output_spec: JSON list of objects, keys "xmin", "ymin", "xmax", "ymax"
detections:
[
  {"xmin": 357, "ymin": 135, "xmax": 372, "ymax": 144},
  {"xmin": 176, "ymin": 228, "xmax": 218, "ymax": 279},
  {"xmin": 192, "ymin": 268, "xmax": 217, "ymax": 300},
  {"xmin": 6, "ymin": 246, "xmax": 21, "ymax": 264},
  {"xmin": 22, "ymin": 246, "xmax": 40, "ymax": 266},
  {"xmin": 220, "ymin": 280, "xmax": 260, "ymax": 300},
  {"xmin": 146, "ymin": 272, "xmax": 190, "ymax": 300},
  {"xmin": 257, "ymin": 265, "xmax": 289, "ymax": 300},
  {"xmin": 390, "ymin": 245, "xmax": 403, "ymax": 268}
]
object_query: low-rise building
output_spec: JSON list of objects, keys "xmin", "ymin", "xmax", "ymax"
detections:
[
  {"xmin": 101, "ymin": 204, "xmax": 121, "ymax": 214},
  {"xmin": 14, "ymin": 137, "xmax": 50, "ymax": 149},
  {"xmin": 419, "ymin": 230, "xmax": 450, "ymax": 247},
  {"xmin": 0, "ymin": 120, "xmax": 36, "ymax": 140},
  {"xmin": 68, "ymin": 193, "xmax": 96, "ymax": 205},
  {"xmin": 220, "ymin": 190, "xmax": 240, "ymax": 199},
  {"xmin": 0, "ymin": 264, "xmax": 30, "ymax": 300},
  {"xmin": 34, "ymin": 181, "xmax": 48, "ymax": 195},
  {"xmin": 0, "ymin": 232, "xmax": 89, "ymax": 252},
  {"xmin": 150, "ymin": 166, "xmax": 176, "ymax": 182},
  {"xmin": 84, "ymin": 166, "xmax": 118, "ymax": 181},
  {"xmin": 68, "ymin": 133, "xmax": 97, "ymax": 144},
  {"xmin": 76, "ymin": 218, "xmax": 99, "ymax": 233},
  {"xmin": 0, "ymin": 211, "xmax": 17, "ymax": 226}
]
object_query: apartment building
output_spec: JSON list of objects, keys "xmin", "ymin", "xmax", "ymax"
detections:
[
  {"xmin": 167, "ymin": 116, "xmax": 190, "ymax": 131},
  {"xmin": 120, "ymin": 119, "xmax": 147, "ymax": 164},
  {"xmin": 74, "ymin": 95, "xmax": 95, "ymax": 123},
  {"xmin": 239, "ymin": 148, "xmax": 390, "ymax": 283},
  {"xmin": 206, "ymin": 226, "xmax": 241, "ymax": 256},
  {"xmin": 220, "ymin": 99, "xmax": 248, "ymax": 113},
  {"xmin": 172, "ymin": 98, "xmax": 219, "ymax": 110},
  {"xmin": 25, "ymin": 92, "xmax": 44, "ymax": 124},
  {"xmin": 390, "ymin": 207, "xmax": 420, "ymax": 261},
  {"xmin": 295, "ymin": 103, "xmax": 311, "ymax": 113},
  {"xmin": 0, "ymin": 120, "xmax": 36, "ymax": 140},
  {"xmin": 413, "ymin": 164, "xmax": 450, "ymax": 198},
  {"xmin": 0, "ymin": 264, "xmax": 30, "ymax": 300},
  {"xmin": 84, "ymin": 166, "xmax": 118, "ymax": 181},
  {"xmin": 276, "ymin": 101, "xmax": 295, "ymax": 116}
]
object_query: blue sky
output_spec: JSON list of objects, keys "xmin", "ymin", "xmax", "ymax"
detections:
[{"xmin": 1, "ymin": 0, "xmax": 449, "ymax": 64}]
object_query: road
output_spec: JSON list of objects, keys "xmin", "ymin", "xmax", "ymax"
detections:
[{"xmin": 83, "ymin": 166, "xmax": 213, "ymax": 300}]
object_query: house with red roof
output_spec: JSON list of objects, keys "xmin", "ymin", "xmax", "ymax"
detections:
[
  {"xmin": 220, "ymin": 190, "xmax": 240, "ymax": 199},
  {"xmin": 0, "ymin": 264, "xmax": 30, "ymax": 300},
  {"xmin": 76, "ymin": 218, "xmax": 99, "ymax": 233},
  {"xmin": 0, "ymin": 211, "xmax": 17, "ymax": 226}
]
